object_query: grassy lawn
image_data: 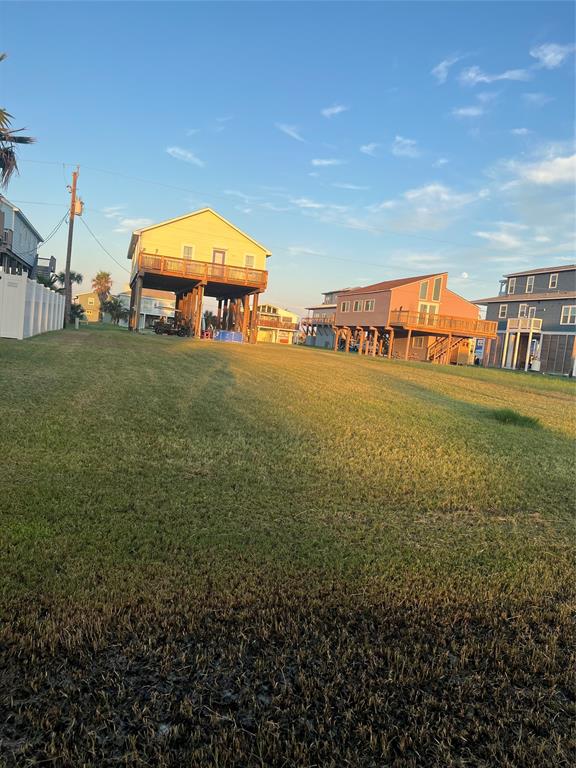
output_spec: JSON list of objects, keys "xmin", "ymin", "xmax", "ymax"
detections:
[{"xmin": 1, "ymin": 326, "xmax": 574, "ymax": 766}]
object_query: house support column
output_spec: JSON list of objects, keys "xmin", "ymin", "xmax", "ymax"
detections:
[
  {"xmin": 129, "ymin": 274, "xmax": 143, "ymax": 331},
  {"xmin": 404, "ymin": 329, "xmax": 412, "ymax": 360},
  {"xmin": 524, "ymin": 330, "xmax": 534, "ymax": 372},
  {"xmin": 216, "ymin": 299, "xmax": 223, "ymax": 329},
  {"xmin": 512, "ymin": 331, "xmax": 521, "ymax": 370},
  {"xmin": 333, "ymin": 327, "xmax": 341, "ymax": 352},
  {"xmin": 194, "ymin": 285, "xmax": 205, "ymax": 337},
  {"xmin": 242, "ymin": 295, "xmax": 250, "ymax": 341},
  {"xmin": 249, "ymin": 292, "xmax": 260, "ymax": 343},
  {"xmin": 370, "ymin": 327, "xmax": 378, "ymax": 357},
  {"xmin": 345, "ymin": 328, "xmax": 351, "ymax": 353},
  {"xmin": 387, "ymin": 328, "xmax": 395, "ymax": 359},
  {"xmin": 501, "ymin": 331, "xmax": 510, "ymax": 368},
  {"xmin": 446, "ymin": 333, "xmax": 452, "ymax": 365}
]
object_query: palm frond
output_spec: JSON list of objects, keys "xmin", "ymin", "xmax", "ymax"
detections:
[
  {"xmin": 0, "ymin": 130, "xmax": 36, "ymax": 144},
  {"xmin": 0, "ymin": 147, "xmax": 17, "ymax": 187}
]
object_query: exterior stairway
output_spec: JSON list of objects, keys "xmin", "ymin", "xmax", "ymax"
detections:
[{"xmin": 428, "ymin": 336, "xmax": 462, "ymax": 364}]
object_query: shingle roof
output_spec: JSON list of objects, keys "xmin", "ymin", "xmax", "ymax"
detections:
[
  {"xmin": 504, "ymin": 264, "xmax": 576, "ymax": 278},
  {"xmin": 473, "ymin": 290, "xmax": 576, "ymax": 304},
  {"xmin": 338, "ymin": 273, "xmax": 444, "ymax": 296}
]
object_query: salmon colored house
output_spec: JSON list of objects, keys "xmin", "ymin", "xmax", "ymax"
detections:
[
  {"xmin": 333, "ymin": 272, "xmax": 497, "ymax": 363},
  {"xmin": 127, "ymin": 208, "xmax": 270, "ymax": 341}
]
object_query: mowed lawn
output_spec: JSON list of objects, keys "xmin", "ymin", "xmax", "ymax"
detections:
[{"xmin": 1, "ymin": 327, "xmax": 574, "ymax": 767}]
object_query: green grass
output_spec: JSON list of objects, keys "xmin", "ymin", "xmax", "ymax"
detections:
[{"xmin": 0, "ymin": 327, "xmax": 574, "ymax": 767}]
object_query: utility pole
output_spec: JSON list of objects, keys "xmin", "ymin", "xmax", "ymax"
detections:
[{"xmin": 63, "ymin": 166, "xmax": 82, "ymax": 327}]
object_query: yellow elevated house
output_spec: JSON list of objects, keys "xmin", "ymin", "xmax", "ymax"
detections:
[
  {"xmin": 74, "ymin": 292, "xmax": 101, "ymax": 323},
  {"xmin": 257, "ymin": 303, "xmax": 299, "ymax": 344},
  {"xmin": 127, "ymin": 208, "xmax": 270, "ymax": 341}
]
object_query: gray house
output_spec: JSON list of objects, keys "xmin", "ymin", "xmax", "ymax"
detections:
[
  {"xmin": 474, "ymin": 264, "xmax": 576, "ymax": 375},
  {"xmin": 0, "ymin": 196, "xmax": 44, "ymax": 276},
  {"xmin": 301, "ymin": 289, "xmax": 344, "ymax": 349}
]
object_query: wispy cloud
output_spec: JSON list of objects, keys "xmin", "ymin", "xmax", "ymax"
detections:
[
  {"xmin": 321, "ymin": 104, "xmax": 349, "ymax": 118},
  {"xmin": 516, "ymin": 153, "xmax": 576, "ymax": 185},
  {"xmin": 102, "ymin": 206, "xmax": 125, "ymax": 219},
  {"xmin": 452, "ymin": 105, "xmax": 484, "ymax": 118},
  {"xmin": 530, "ymin": 42, "xmax": 576, "ymax": 69},
  {"xmin": 459, "ymin": 65, "xmax": 531, "ymax": 86},
  {"xmin": 431, "ymin": 55, "xmax": 462, "ymax": 84},
  {"xmin": 113, "ymin": 217, "xmax": 154, "ymax": 234},
  {"xmin": 360, "ymin": 142, "xmax": 379, "ymax": 156},
  {"xmin": 275, "ymin": 123, "xmax": 305, "ymax": 142},
  {"xmin": 475, "ymin": 228, "xmax": 523, "ymax": 249},
  {"xmin": 522, "ymin": 92, "xmax": 554, "ymax": 107},
  {"xmin": 391, "ymin": 135, "xmax": 420, "ymax": 158},
  {"xmin": 511, "ymin": 127, "xmax": 531, "ymax": 136},
  {"xmin": 311, "ymin": 158, "xmax": 344, "ymax": 167},
  {"xmin": 433, "ymin": 157, "xmax": 449, "ymax": 168},
  {"xmin": 186, "ymin": 128, "xmax": 200, "ymax": 136},
  {"xmin": 332, "ymin": 182, "xmax": 370, "ymax": 190},
  {"xmin": 166, "ymin": 146, "xmax": 205, "ymax": 167}
]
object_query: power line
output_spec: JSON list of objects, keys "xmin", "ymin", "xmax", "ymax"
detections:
[{"xmin": 79, "ymin": 216, "xmax": 131, "ymax": 273}]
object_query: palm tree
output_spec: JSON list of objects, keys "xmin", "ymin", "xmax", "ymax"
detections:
[
  {"xmin": 91, "ymin": 271, "xmax": 112, "ymax": 321},
  {"xmin": 203, "ymin": 309, "xmax": 217, "ymax": 328},
  {"xmin": 102, "ymin": 296, "xmax": 129, "ymax": 325},
  {"xmin": 0, "ymin": 53, "xmax": 35, "ymax": 187},
  {"xmin": 57, "ymin": 270, "xmax": 83, "ymax": 290},
  {"xmin": 70, "ymin": 303, "xmax": 86, "ymax": 322},
  {"xmin": 36, "ymin": 269, "xmax": 83, "ymax": 293}
]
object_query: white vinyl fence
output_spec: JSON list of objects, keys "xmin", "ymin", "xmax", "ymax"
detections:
[{"xmin": 0, "ymin": 273, "xmax": 65, "ymax": 340}]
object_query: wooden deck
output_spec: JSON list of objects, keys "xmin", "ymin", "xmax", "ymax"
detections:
[
  {"xmin": 389, "ymin": 310, "xmax": 497, "ymax": 337},
  {"xmin": 137, "ymin": 252, "xmax": 268, "ymax": 291},
  {"xmin": 302, "ymin": 313, "xmax": 336, "ymax": 326},
  {"xmin": 257, "ymin": 316, "xmax": 299, "ymax": 330}
]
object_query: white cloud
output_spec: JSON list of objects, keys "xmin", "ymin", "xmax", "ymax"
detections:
[
  {"xmin": 530, "ymin": 43, "xmax": 576, "ymax": 70},
  {"xmin": 311, "ymin": 158, "xmax": 344, "ymax": 167},
  {"xmin": 166, "ymin": 146, "xmax": 205, "ymax": 167},
  {"xmin": 431, "ymin": 56, "xmax": 461, "ymax": 84},
  {"xmin": 459, "ymin": 65, "xmax": 531, "ymax": 86},
  {"xmin": 452, "ymin": 105, "xmax": 484, "ymax": 118},
  {"xmin": 290, "ymin": 197, "xmax": 327, "ymax": 210},
  {"xmin": 102, "ymin": 206, "xmax": 125, "ymax": 219},
  {"xmin": 477, "ymin": 91, "xmax": 499, "ymax": 104},
  {"xmin": 332, "ymin": 182, "xmax": 370, "ymax": 190},
  {"xmin": 113, "ymin": 217, "xmax": 154, "ymax": 234},
  {"xmin": 518, "ymin": 153, "xmax": 576, "ymax": 185},
  {"xmin": 511, "ymin": 127, "xmax": 530, "ymax": 136},
  {"xmin": 391, "ymin": 135, "xmax": 420, "ymax": 158},
  {"xmin": 360, "ymin": 142, "xmax": 379, "ymax": 156},
  {"xmin": 276, "ymin": 123, "xmax": 305, "ymax": 142},
  {"xmin": 433, "ymin": 157, "xmax": 449, "ymax": 168},
  {"xmin": 321, "ymin": 104, "xmax": 349, "ymax": 118},
  {"xmin": 523, "ymin": 92, "xmax": 554, "ymax": 107},
  {"xmin": 475, "ymin": 230, "xmax": 523, "ymax": 249}
]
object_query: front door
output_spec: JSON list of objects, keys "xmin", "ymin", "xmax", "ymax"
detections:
[{"xmin": 212, "ymin": 249, "xmax": 226, "ymax": 265}]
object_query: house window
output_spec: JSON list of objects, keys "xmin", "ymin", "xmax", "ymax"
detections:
[
  {"xmin": 88, "ymin": 298, "xmax": 95, "ymax": 306},
  {"xmin": 340, "ymin": 301, "xmax": 350, "ymax": 312},
  {"xmin": 412, "ymin": 336, "xmax": 425, "ymax": 348},
  {"xmin": 182, "ymin": 245, "xmax": 195, "ymax": 259},
  {"xmin": 212, "ymin": 249, "xmax": 226, "ymax": 265},
  {"xmin": 498, "ymin": 305, "xmax": 508, "ymax": 319},
  {"xmin": 518, "ymin": 304, "xmax": 529, "ymax": 318},
  {"xmin": 549, "ymin": 273, "xmax": 558, "ymax": 289},
  {"xmin": 364, "ymin": 299, "xmax": 375, "ymax": 312},
  {"xmin": 419, "ymin": 281, "xmax": 428, "ymax": 300},
  {"xmin": 245, "ymin": 254, "xmax": 255, "ymax": 268},
  {"xmin": 560, "ymin": 305, "xmax": 576, "ymax": 325},
  {"xmin": 528, "ymin": 307, "xmax": 536, "ymax": 318},
  {"xmin": 353, "ymin": 300, "xmax": 362, "ymax": 312},
  {"xmin": 526, "ymin": 275, "xmax": 534, "ymax": 293},
  {"xmin": 507, "ymin": 277, "xmax": 516, "ymax": 294},
  {"xmin": 432, "ymin": 276, "xmax": 442, "ymax": 301}
]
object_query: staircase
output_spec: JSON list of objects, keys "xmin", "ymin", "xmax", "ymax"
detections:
[{"xmin": 428, "ymin": 336, "xmax": 461, "ymax": 364}]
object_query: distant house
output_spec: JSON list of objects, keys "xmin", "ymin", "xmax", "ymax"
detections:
[
  {"xmin": 474, "ymin": 264, "xmax": 576, "ymax": 375},
  {"xmin": 74, "ymin": 292, "xmax": 102, "ymax": 323},
  {"xmin": 330, "ymin": 272, "xmax": 496, "ymax": 364},
  {"xmin": 0, "ymin": 196, "xmax": 43, "ymax": 276},
  {"xmin": 302, "ymin": 289, "xmax": 350, "ymax": 350},
  {"xmin": 116, "ymin": 289, "xmax": 175, "ymax": 329},
  {"xmin": 256, "ymin": 303, "xmax": 299, "ymax": 344}
]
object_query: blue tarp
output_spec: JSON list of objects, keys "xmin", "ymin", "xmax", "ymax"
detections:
[{"xmin": 213, "ymin": 330, "xmax": 244, "ymax": 344}]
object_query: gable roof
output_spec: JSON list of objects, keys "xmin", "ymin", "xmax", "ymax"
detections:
[
  {"xmin": 127, "ymin": 208, "xmax": 271, "ymax": 259},
  {"xmin": 473, "ymin": 290, "xmax": 576, "ymax": 305},
  {"xmin": 338, "ymin": 273, "xmax": 445, "ymax": 297},
  {"xmin": 0, "ymin": 195, "xmax": 44, "ymax": 242},
  {"xmin": 504, "ymin": 264, "xmax": 575, "ymax": 278}
]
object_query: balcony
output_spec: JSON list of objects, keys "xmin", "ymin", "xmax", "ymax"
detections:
[
  {"xmin": 136, "ymin": 251, "xmax": 268, "ymax": 291},
  {"xmin": 389, "ymin": 309, "xmax": 497, "ymax": 337},
  {"xmin": 302, "ymin": 313, "xmax": 336, "ymax": 326},
  {"xmin": 257, "ymin": 315, "xmax": 299, "ymax": 330},
  {"xmin": 506, "ymin": 317, "xmax": 543, "ymax": 332}
]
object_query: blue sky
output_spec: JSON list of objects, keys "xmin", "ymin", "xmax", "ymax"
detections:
[{"xmin": 1, "ymin": 1, "xmax": 575, "ymax": 312}]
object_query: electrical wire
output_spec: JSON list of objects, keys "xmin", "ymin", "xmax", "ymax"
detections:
[{"xmin": 78, "ymin": 216, "xmax": 131, "ymax": 273}]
